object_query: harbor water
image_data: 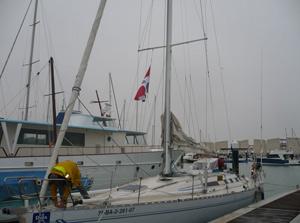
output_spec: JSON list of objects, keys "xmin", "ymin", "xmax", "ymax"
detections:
[{"xmin": 226, "ymin": 162, "xmax": 300, "ymax": 198}]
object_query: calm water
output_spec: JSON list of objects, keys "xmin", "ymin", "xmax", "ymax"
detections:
[
  {"xmin": 1, "ymin": 163, "xmax": 300, "ymax": 208},
  {"xmin": 227, "ymin": 162, "xmax": 300, "ymax": 198}
]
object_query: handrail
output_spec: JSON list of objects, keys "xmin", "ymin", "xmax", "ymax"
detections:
[
  {"xmin": 3, "ymin": 176, "xmax": 43, "ymax": 205},
  {"xmin": 13, "ymin": 145, "xmax": 162, "ymax": 157},
  {"xmin": 3, "ymin": 176, "xmax": 80, "ymax": 206}
]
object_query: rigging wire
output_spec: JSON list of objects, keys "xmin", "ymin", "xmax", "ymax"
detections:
[
  {"xmin": 179, "ymin": 1, "xmax": 189, "ymax": 134},
  {"xmin": 0, "ymin": 81, "xmax": 7, "ymax": 116},
  {"xmin": 0, "ymin": 0, "xmax": 33, "ymax": 117},
  {"xmin": 0, "ymin": 62, "xmax": 47, "ymax": 115},
  {"xmin": 39, "ymin": 0, "xmax": 52, "ymax": 58},
  {"xmin": 126, "ymin": 1, "xmax": 152, "ymax": 130},
  {"xmin": 53, "ymin": 64, "xmax": 66, "ymax": 109},
  {"xmin": 138, "ymin": 0, "xmax": 155, "ymax": 51},
  {"xmin": 76, "ymin": 97, "xmax": 152, "ymax": 177},
  {"xmin": 183, "ymin": 2, "xmax": 198, "ymax": 139},
  {"xmin": 139, "ymin": 2, "xmax": 154, "ymax": 132},
  {"xmin": 198, "ymin": 0, "xmax": 217, "ymax": 147},
  {"xmin": 0, "ymin": 0, "xmax": 33, "ymax": 80},
  {"xmin": 127, "ymin": 0, "xmax": 155, "ymax": 132},
  {"xmin": 140, "ymin": 52, "xmax": 153, "ymax": 131},
  {"xmin": 209, "ymin": 0, "xmax": 232, "ymax": 143}
]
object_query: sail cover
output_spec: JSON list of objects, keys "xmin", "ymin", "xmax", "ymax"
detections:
[{"xmin": 161, "ymin": 112, "xmax": 207, "ymax": 152}]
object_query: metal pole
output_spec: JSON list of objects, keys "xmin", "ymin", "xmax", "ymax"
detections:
[
  {"xmin": 109, "ymin": 74, "xmax": 121, "ymax": 129},
  {"xmin": 24, "ymin": 0, "xmax": 38, "ymax": 120},
  {"xmin": 152, "ymin": 95, "xmax": 156, "ymax": 145},
  {"xmin": 96, "ymin": 90, "xmax": 104, "ymax": 116},
  {"xmin": 138, "ymin": 177, "xmax": 142, "ymax": 204},
  {"xmin": 39, "ymin": 0, "xmax": 107, "ymax": 203},
  {"xmin": 163, "ymin": 0, "xmax": 173, "ymax": 176},
  {"xmin": 122, "ymin": 100, "xmax": 126, "ymax": 129},
  {"xmin": 49, "ymin": 57, "xmax": 57, "ymax": 145},
  {"xmin": 192, "ymin": 175, "xmax": 194, "ymax": 199}
]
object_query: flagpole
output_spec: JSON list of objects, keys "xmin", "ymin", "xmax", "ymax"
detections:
[{"xmin": 136, "ymin": 102, "xmax": 139, "ymax": 131}]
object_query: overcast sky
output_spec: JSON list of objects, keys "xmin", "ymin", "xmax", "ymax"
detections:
[{"xmin": 0, "ymin": 0, "xmax": 300, "ymax": 144}]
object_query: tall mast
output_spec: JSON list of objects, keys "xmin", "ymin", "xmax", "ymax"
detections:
[
  {"xmin": 163, "ymin": 0, "xmax": 173, "ymax": 176},
  {"xmin": 152, "ymin": 95, "xmax": 157, "ymax": 145},
  {"xmin": 24, "ymin": 0, "xmax": 38, "ymax": 120},
  {"xmin": 108, "ymin": 72, "xmax": 112, "ymax": 106},
  {"xmin": 109, "ymin": 73, "xmax": 121, "ymax": 128},
  {"xmin": 49, "ymin": 57, "xmax": 57, "ymax": 144},
  {"xmin": 39, "ymin": 0, "xmax": 107, "ymax": 202},
  {"xmin": 122, "ymin": 99, "xmax": 126, "ymax": 129}
]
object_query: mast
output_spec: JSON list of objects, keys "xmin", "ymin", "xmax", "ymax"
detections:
[
  {"xmin": 49, "ymin": 57, "xmax": 57, "ymax": 144},
  {"xmin": 109, "ymin": 73, "xmax": 121, "ymax": 128},
  {"xmin": 95, "ymin": 90, "xmax": 104, "ymax": 116},
  {"xmin": 122, "ymin": 99, "xmax": 126, "ymax": 129},
  {"xmin": 163, "ymin": 0, "xmax": 173, "ymax": 176},
  {"xmin": 108, "ymin": 72, "xmax": 112, "ymax": 106},
  {"xmin": 152, "ymin": 95, "xmax": 157, "ymax": 145},
  {"xmin": 39, "ymin": 0, "xmax": 107, "ymax": 202},
  {"xmin": 24, "ymin": 0, "xmax": 38, "ymax": 120}
]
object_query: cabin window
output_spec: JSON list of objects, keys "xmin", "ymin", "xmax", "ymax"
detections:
[
  {"xmin": 267, "ymin": 154, "xmax": 280, "ymax": 159},
  {"xmin": 126, "ymin": 135, "xmax": 134, "ymax": 144},
  {"xmin": 62, "ymin": 132, "xmax": 85, "ymax": 147},
  {"xmin": 18, "ymin": 128, "xmax": 84, "ymax": 146},
  {"xmin": 37, "ymin": 134, "xmax": 47, "ymax": 144},
  {"xmin": 23, "ymin": 133, "xmax": 37, "ymax": 144},
  {"xmin": 18, "ymin": 129, "xmax": 49, "ymax": 145},
  {"xmin": 125, "ymin": 135, "xmax": 145, "ymax": 145},
  {"xmin": 136, "ymin": 135, "xmax": 145, "ymax": 144}
]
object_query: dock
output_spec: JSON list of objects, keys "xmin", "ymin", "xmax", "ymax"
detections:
[{"xmin": 211, "ymin": 188, "xmax": 300, "ymax": 223}]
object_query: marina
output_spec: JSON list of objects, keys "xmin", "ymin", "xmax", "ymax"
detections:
[{"xmin": 1, "ymin": 0, "xmax": 300, "ymax": 222}]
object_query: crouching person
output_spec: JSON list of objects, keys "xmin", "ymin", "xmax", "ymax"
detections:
[{"xmin": 48, "ymin": 160, "xmax": 90, "ymax": 208}]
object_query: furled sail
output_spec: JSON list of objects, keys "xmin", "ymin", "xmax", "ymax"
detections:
[{"xmin": 161, "ymin": 112, "xmax": 207, "ymax": 152}]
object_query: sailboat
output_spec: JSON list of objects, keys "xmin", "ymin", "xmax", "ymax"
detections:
[
  {"xmin": 2, "ymin": 0, "xmax": 263, "ymax": 222},
  {"xmin": 0, "ymin": 0, "xmax": 183, "ymax": 201}
]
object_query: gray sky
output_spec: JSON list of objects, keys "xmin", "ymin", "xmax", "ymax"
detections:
[{"xmin": 0, "ymin": 0, "xmax": 300, "ymax": 144}]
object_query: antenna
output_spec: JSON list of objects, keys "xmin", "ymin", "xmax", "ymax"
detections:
[{"xmin": 260, "ymin": 48, "xmax": 263, "ymax": 162}]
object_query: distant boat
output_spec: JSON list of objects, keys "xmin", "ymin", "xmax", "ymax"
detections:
[
  {"xmin": 257, "ymin": 149, "xmax": 300, "ymax": 166},
  {"xmin": 183, "ymin": 152, "xmax": 203, "ymax": 163},
  {"xmin": 217, "ymin": 147, "xmax": 252, "ymax": 164}
]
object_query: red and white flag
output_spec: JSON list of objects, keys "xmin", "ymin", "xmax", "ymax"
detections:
[{"xmin": 134, "ymin": 66, "xmax": 151, "ymax": 102}]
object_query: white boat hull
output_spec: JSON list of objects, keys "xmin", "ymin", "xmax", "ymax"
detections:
[
  {"xmin": 0, "ymin": 150, "xmax": 182, "ymax": 192},
  {"xmin": 15, "ymin": 189, "xmax": 256, "ymax": 223}
]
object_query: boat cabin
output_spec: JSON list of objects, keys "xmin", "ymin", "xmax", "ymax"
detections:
[{"xmin": 0, "ymin": 111, "xmax": 146, "ymax": 157}]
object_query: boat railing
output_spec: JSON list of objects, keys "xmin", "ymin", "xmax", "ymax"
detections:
[
  {"xmin": 12, "ymin": 145, "xmax": 162, "ymax": 157},
  {"xmin": 3, "ymin": 176, "xmax": 42, "ymax": 205},
  {"xmin": 2, "ymin": 177, "xmax": 83, "ymax": 207}
]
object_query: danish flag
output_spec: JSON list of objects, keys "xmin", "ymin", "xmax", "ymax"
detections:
[{"xmin": 134, "ymin": 66, "xmax": 151, "ymax": 102}]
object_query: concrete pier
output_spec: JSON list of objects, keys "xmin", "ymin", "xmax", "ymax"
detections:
[{"xmin": 210, "ymin": 188, "xmax": 300, "ymax": 223}]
